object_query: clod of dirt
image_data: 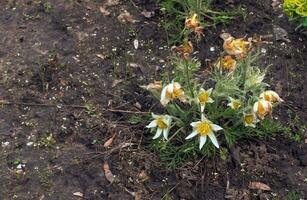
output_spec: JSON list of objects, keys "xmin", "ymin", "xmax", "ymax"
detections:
[
  {"xmin": 273, "ymin": 25, "xmax": 290, "ymax": 42},
  {"xmin": 248, "ymin": 182, "xmax": 271, "ymax": 191}
]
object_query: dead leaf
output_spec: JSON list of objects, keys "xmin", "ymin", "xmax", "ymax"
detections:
[
  {"xmin": 112, "ymin": 79, "xmax": 123, "ymax": 87},
  {"xmin": 134, "ymin": 102, "xmax": 142, "ymax": 110},
  {"xmin": 99, "ymin": 6, "xmax": 110, "ymax": 16},
  {"xmin": 105, "ymin": 0, "xmax": 119, "ymax": 7},
  {"xmin": 118, "ymin": 10, "xmax": 138, "ymax": 24},
  {"xmin": 104, "ymin": 135, "xmax": 116, "ymax": 148},
  {"xmin": 73, "ymin": 192, "xmax": 84, "ymax": 197},
  {"xmin": 103, "ymin": 162, "xmax": 115, "ymax": 183},
  {"xmin": 138, "ymin": 170, "xmax": 149, "ymax": 182},
  {"xmin": 135, "ymin": 192, "xmax": 141, "ymax": 200},
  {"xmin": 248, "ymin": 182, "xmax": 271, "ymax": 191},
  {"xmin": 271, "ymin": 0, "xmax": 280, "ymax": 9},
  {"xmin": 143, "ymin": 81, "xmax": 162, "ymax": 90},
  {"xmin": 96, "ymin": 53, "xmax": 107, "ymax": 60},
  {"xmin": 141, "ymin": 10, "xmax": 154, "ymax": 18}
]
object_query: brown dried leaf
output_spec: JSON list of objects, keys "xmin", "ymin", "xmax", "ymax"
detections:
[
  {"xmin": 103, "ymin": 162, "xmax": 115, "ymax": 183},
  {"xmin": 103, "ymin": 135, "xmax": 116, "ymax": 148},
  {"xmin": 138, "ymin": 170, "xmax": 149, "ymax": 182},
  {"xmin": 112, "ymin": 79, "xmax": 123, "ymax": 87},
  {"xmin": 99, "ymin": 6, "xmax": 110, "ymax": 16},
  {"xmin": 118, "ymin": 10, "xmax": 138, "ymax": 24},
  {"xmin": 105, "ymin": 0, "xmax": 119, "ymax": 7},
  {"xmin": 73, "ymin": 192, "xmax": 84, "ymax": 197},
  {"xmin": 248, "ymin": 182, "xmax": 271, "ymax": 191},
  {"xmin": 141, "ymin": 10, "xmax": 154, "ymax": 18},
  {"xmin": 135, "ymin": 192, "xmax": 141, "ymax": 200}
]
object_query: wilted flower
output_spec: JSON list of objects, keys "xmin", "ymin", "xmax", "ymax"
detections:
[
  {"xmin": 253, "ymin": 99, "xmax": 272, "ymax": 120},
  {"xmin": 185, "ymin": 13, "xmax": 200, "ymax": 30},
  {"xmin": 172, "ymin": 39, "xmax": 193, "ymax": 59},
  {"xmin": 220, "ymin": 33, "xmax": 252, "ymax": 56},
  {"xmin": 146, "ymin": 113, "xmax": 172, "ymax": 139},
  {"xmin": 160, "ymin": 81, "xmax": 186, "ymax": 106},
  {"xmin": 218, "ymin": 55, "xmax": 237, "ymax": 71},
  {"xmin": 185, "ymin": 115, "xmax": 222, "ymax": 149},
  {"xmin": 197, "ymin": 88, "xmax": 214, "ymax": 112},
  {"xmin": 260, "ymin": 90, "xmax": 284, "ymax": 103},
  {"xmin": 243, "ymin": 113, "xmax": 258, "ymax": 128},
  {"xmin": 227, "ymin": 97, "xmax": 241, "ymax": 110}
]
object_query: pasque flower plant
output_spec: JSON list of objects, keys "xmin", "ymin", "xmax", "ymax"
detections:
[{"xmin": 145, "ymin": 32, "xmax": 284, "ymax": 160}]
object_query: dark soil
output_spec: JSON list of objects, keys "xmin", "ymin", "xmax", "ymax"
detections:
[{"xmin": 0, "ymin": 0, "xmax": 306, "ymax": 199}]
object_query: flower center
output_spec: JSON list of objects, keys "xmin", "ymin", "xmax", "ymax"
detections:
[
  {"xmin": 198, "ymin": 92, "xmax": 209, "ymax": 104},
  {"xmin": 156, "ymin": 118, "xmax": 168, "ymax": 129},
  {"xmin": 244, "ymin": 115, "xmax": 253, "ymax": 124},
  {"xmin": 232, "ymin": 101, "xmax": 241, "ymax": 109},
  {"xmin": 222, "ymin": 56, "xmax": 236, "ymax": 70},
  {"xmin": 196, "ymin": 122, "xmax": 212, "ymax": 136},
  {"xmin": 263, "ymin": 93, "xmax": 271, "ymax": 101}
]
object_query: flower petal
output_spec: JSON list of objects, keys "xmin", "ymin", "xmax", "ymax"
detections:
[
  {"xmin": 199, "ymin": 136, "xmax": 207, "ymax": 150},
  {"xmin": 201, "ymin": 104, "xmax": 205, "ymax": 112},
  {"xmin": 208, "ymin": 132, "xmax": 219, "ymax": 148},
  {"xmin": 207, "ymin": 97, "xmax": 214, "ymax": 103},
  {"xmin": 185, "ymin": 130, "xmax": 198, "ymax": 139},
  {"xmin": 146, "ymin": 120, "xmax": 157, "ymax": 128},
  {"xmin": 153, "ymin": 128, "xmax": 162, "ymax": 139},
  {"xmin": 160, "ymin": 86, "xmax": 169, "ymax": 106},
  {"xmin": 163, "ymin": 128, "xmax": 170, "ymax": 140},
  {"xmin": 211, "ymin": 124, "xmax": 223, "ymax": 131},
  {"xmin": 207, "ymin": 88, "xmax": 213, "ymax": 95},
  {"xmin": 190, "ymin": 122, "xmax": 199, "ymax": 127}
]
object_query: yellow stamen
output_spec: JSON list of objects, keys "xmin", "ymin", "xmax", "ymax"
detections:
[
  {"xmin": 196, "ymin": 122, "xmax": 212, "ymax": 136},
  {"xmin": 198, "ymin": 92, "xmax": 209, "ymax": 104},
  {"xmin": 244, "ymin": 115, "xmax": 254, "ymax": 124},
  {"xmin": 232, "ymin": 101, "xmax": 241, "ymax": 109},
  {"xmin": 156, "ymin": 118, "xmax": 168, "ymax": 129}
]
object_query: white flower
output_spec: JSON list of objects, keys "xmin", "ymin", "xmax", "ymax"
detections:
[
  {"xmin": 259, "ymin": 90, "xmax": 284, "ymax": 103},
  {"xmin": 243, "ymin": 113, "xmax": 258, "ymax": 128},
  {"xmin": 197, "ymin": 88, "xmax": 214, "ymax": 112},
  {"xmin": 227, "ymin": 97, "xmax": 241, "ymax": 110},
  {"xmin": 185, "ymin": 115, "xmax": 222, "ymax": 149},
  {"xmin": 146, "ymin": 113, "xmax": 172, "ymax": 140},
  {"xmin": 253, "ymin": 99, "xmax": 272, "ymax": 120},
  {"xmin": 160, "ymin": 81, "xmax": 186, "ymax": 106}
]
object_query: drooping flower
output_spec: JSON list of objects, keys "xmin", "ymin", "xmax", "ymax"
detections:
[
  {"xmin": 197, "ymin": 88, "xmax": 214, "ymax": 112},
  {"xmin": 146, "ymin": 113, "xmax": 172, "ymax": 140},
  {"xmin": 185, "ymin": 13, "xmax": 204, "ymax": 39},
  {"xmin": 185, "ymin": 115, "xmax": 222, "ymax": 149},
  {"xmin": 227, "ymin": 97, "xmax": 241, "ymax": 110},
  {"xmin": 185, "ymin": 13, "xmax": 200, "ymax": 30},
  {"xmin": 253, "ymin": 99, "xmax": 272, "ymax": 120},
  {"xmin": 220, "ymin": 33, "xmax": 252, "ymax": 57},
  {"xmin": 243, "ymin": 113, "xmax": 258, "ymax": 128},
  {"xmin": 171, "ymin": 39, "xmax": 193, "ymax": 59},
  {"xmin": 259, "ymin": 90, "xmax": 284, "ymax": 103},
  {"xmin": 160, "ymin": 81, "xmax": 186, "ymax": 106}
]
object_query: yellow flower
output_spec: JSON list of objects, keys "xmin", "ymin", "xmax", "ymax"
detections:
[
  {"xmin": 227, "ymin": 97, "xmax": 241, "ymax": 110},
  {"xmin": 220, "ymin": 33, "xmax": 252, "ymax": 56},
  {"xmin": 220, "ymin": 55, "xmax": 237, "ymax": 71},
  {"xmin": 253, "ymin": 99, "xmax": 272, "ymax": 120},
  {"xmin": 197, "ymin": 88, "xmax": 214, "ymax": 112},
  {"xmin": 146, "ymin": 113, "xmax": 172, "ymax": 139},
  {"xmin": 186, "ymin": 115, "xmax": 222, "ymax": 149},
  {"xmin": 160, "ymin": 81, "xmax": 186, "ymax": 106},
  {"xmin": 243, "ymin": 113, "xmax": 258, "ymax": 128},
  {"xmin": 185, "ymin": 13, "xmax": 200, "ymax": 30},
  {"xmin": 259, "ymin": 90, "xmax": 284, "ymax": 103}
]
